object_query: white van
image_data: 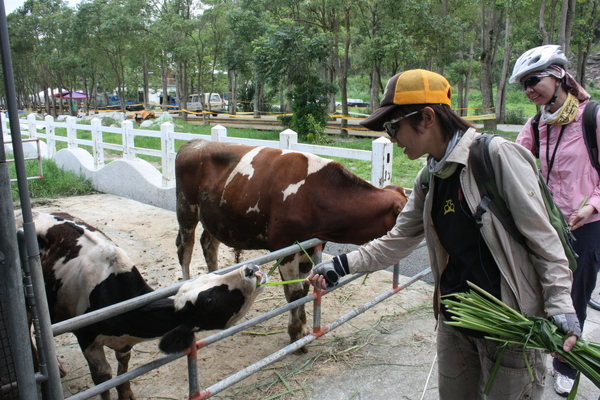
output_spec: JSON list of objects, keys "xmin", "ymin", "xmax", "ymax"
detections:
[{"xmin": 187, "ymin": 93, "xmax": 225, "ymax": 115}]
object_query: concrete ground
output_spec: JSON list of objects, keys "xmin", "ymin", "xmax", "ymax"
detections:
[{"xmin": 319, "ymin": 243, "xmax": 600, "ymax": 400}]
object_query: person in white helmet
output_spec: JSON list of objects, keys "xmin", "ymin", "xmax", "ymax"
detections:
[
  {"xmin": 307, "ymin": 69, "xmax": 580, "ymax": 400},
  {"xmin": 510, "ymin": 44, "xmax": 600, "ymax": 396}
]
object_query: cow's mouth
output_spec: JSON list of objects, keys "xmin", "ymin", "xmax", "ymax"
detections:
[
  {"xmin": 243, "ymin": 264, "xmax": 267, "ymax": 286},
  {"xmin": 254, "ymin": 270, "xmax": 267, "ymax": 286}
]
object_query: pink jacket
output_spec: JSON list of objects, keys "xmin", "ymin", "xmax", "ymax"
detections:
[{"xmin": 516, "ymin": 100, "xmax": 600, "ymax": 223}]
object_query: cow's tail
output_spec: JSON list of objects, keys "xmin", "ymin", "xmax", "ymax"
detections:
[{"xmin": 158, "ymin": 324, "xmax": 195, "ymax": 354}]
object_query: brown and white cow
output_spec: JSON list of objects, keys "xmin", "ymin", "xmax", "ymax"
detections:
[
  {"xmin": 23, "ymin": 211, "xmax": 265, "ymax": 400},
  {"xmin": 175, "ymin": 139, "xmax": 408, "ymax": 352}
]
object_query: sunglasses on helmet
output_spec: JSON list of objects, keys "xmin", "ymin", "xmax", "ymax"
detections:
[
  {"xmin": 521, "ymin": 75, "xmax": 544, "ymax": 90},
  {"xmin": 382, "ymin": 110, "xmax": 422, "ymax": 139}
]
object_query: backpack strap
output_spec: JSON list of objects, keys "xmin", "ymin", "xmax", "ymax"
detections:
[
  {"xmin": 583, "ymin": 99, "xmax": 600, "ymax": 177},
  {"xmin": 469, "ymin": 134, "xmax": 527, "ymax": 246},
  {"xmin": 531, "ymin": 112, "xmax": 542, "ymax": 159},
  {"xmin": 420, "ymin": 166, "xmax": 430, "ymax": 193}
]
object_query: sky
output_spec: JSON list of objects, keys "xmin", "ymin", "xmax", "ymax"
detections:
[{"xmin": 3, "ymin": 0, "xmax": 80, "ymax": 15}]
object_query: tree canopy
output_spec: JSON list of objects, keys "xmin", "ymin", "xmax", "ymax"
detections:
[{"xmin": 3, "ymin": 0, "xmax": 600, "ymax": 128}]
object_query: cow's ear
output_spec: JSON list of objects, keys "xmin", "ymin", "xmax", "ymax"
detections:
[{"xmin": 158, "ymin": 323, "xmax": 196, "ymax": 354}]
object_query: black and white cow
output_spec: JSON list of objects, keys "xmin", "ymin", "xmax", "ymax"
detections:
[{"xmin": 22, "ymin": 211, "xmax": 265, "ymax": 400}]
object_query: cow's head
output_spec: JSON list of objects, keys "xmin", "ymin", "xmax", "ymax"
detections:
[
  {"xmin": 382, "ymin": 185, "xmax": 409, "ymax": 215},
  {"xmin": 158, "ymin": 264, "xmax": 266, "ymax": 353}
]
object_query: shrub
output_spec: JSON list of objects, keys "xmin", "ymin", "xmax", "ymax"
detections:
[{"xmin": 504, "ymin": 108, "xmax": 528, "ymax": 125}]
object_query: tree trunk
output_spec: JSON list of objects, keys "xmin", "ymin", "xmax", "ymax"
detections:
[
  {"xmin": 480, "ymin": 0, "xmax": 498, "ymax": 130},
  {"xmin": 540, "ymin": 0, "xmax": 549, "ymax": 44},
  {"xmin": 176, "ymin": 60, "xmax": 188, "ymax": 122},
  {"xmin": 142, "ymin": 51, "xmax": 150, "ymax": 111},
  {"xmin": 161, "ymin": 58, "xmax": 169, "ymax": 112},
  {"xmin": 464, "ymin": 44, "xmax": 473, "ymax": 119},
  {"xmin": 495, "ymin": 15, "xmax": 512, "ymax": 124},
  {"xmin": 369, "ymin": 64, "xmax": 381, "ymax": 110},
  {"xmin": 253, "ymin": 79, "xmax": 263, "ymax": 118},
  {"xmin": 229, "ymin": 69, "xmax": 238, "ymax": 115},
  {"xmin": 338, "ymin": 7, "xmax": 350, "ymax": 138},
  {"xmin": 286, "ymin": 83, "xmax": 293, "ymax": 112},
  {"xmin": 564, "ymin": 0, "xmax": 576, "ymax": 55},
  {"xmin": 558, "ymin": 0, "xmax": 576, "ymax": 55},
  {"xmin": 576, "ymin": 0, "xmax": 598, "ymax": 86},
  {"xmin": 458, "ymin": 42, "xmax": 474, "ymax": 118},
  {"xmin": 550, "ymin": 0, "xmax": 558, "ymax": 41}
]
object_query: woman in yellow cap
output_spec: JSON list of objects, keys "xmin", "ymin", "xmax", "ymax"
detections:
[{"xmin": 308, "ymin": 69, "xmax": 579, "ymax": 399}]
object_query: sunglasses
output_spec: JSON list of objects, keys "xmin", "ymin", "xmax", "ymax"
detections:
[
  {"xmin": 382, "ymin": 110, "xmax": 421, "ymax": 139},
  {"xmin": 521, "ymin": 75, "xmax": 544, "ymax": 90}
]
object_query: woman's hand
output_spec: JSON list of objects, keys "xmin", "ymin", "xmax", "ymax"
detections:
[
  {"xmin": 550, "ymin": 313, "xmax": 581, "ymax": 361},
  {"xmin": 568, "ymin": 204, "xmax": 595, "ymax": 231},
  {"xmin": 306, "ymin": 257, "xmax": 348, "ymax": 290},
  {"xmin": 306, "ymin": 272, "xmax": 328, "ymax": 290}
]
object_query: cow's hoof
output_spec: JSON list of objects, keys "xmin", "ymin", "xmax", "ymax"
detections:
[
  {"xmin": 58, "ymin": 362, "xmax": 67, "ymax": 378},
  {"xmin": 117, "ymin": 392, "xmax": 136, "ymax": 400}
]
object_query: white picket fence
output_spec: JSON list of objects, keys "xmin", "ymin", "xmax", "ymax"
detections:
[{"xmin": 3, "ymin": 113, "xmax": 394, "ymax": 210}]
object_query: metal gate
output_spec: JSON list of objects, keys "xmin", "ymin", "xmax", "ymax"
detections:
[{"xmin": 3, "ymin": 226, "xmax": 428, "ymax": 400}]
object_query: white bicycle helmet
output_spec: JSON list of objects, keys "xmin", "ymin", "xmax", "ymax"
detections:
[{"xmin": 509, "ymin": 44, "xmax": 569, "ymax": 84}]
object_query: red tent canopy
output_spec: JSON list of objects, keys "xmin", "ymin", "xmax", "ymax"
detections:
[{"xmin": 54, "ymin": 90, "xmax": 88, "ymax": 99}]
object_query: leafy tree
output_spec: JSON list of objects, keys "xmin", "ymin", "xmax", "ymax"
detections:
[
  {"xmin": 253, "ymin": 21, "xmax": 333, "ymax": 139},
  {"xmin": 3, "ymin": 0, "xmax": 598, "ymax": 126}
]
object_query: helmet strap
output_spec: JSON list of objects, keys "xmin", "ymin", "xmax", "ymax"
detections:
[{"xmin": 547, "ymin": 81, "xmax": 562, "ymax": 106}]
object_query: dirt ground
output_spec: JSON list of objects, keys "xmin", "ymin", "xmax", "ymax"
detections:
[{"xmin": 28, "ymin": 194, "xmax": 435, "ymax": 400}]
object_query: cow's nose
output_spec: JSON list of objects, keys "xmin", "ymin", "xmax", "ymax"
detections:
[{"xmin": 244, "ymin": 263, "xmax": 259, "ymax": 277}]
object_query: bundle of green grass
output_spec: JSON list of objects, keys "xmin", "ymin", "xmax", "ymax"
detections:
[{"xmin": 442, "ymin": 282, "xmax": 600, "ymax": 399}]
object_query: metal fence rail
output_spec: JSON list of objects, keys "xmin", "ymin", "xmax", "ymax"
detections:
[
  {"xmin": 45, "ymin": 239, "xmax": 427, "ymax": 400},
  {"xmin": 195, "ymin": 265, "xmax": 432, "ymax": 399}
]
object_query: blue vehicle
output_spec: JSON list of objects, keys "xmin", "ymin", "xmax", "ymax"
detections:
[{"xmin": 158, "ymin": 95, "xmax": 178, "ymax": 108}]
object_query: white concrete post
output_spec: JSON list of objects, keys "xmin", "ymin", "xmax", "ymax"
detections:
[
  {"xmin": 1, "ymin": 114, "xmax": 6, "ymax": 137},
  {"xmin": 161, "ymin": 122, "xmax": 175, "ymax": 187},
  {"xmin": 122, "ymin": 120, "xmax": 135, "ymax": 160},
  {"xmin": 27, "ymin": 114, "xmax": 36, "ymax": 138},
  {"xmin": 371, "ymin": 137, "xmax": 393, "ymax": 188},
  {"xmin": 211, "ymin": 124, "xmax": 227, "ymax": 142},
  {"xmin": 44, "ymin": 115, "xmax": 56, "ymax": 157},
  {"xmin": 66, "ymin": 116, "xmax": 77, "ymax": 149},
  {"xmin": 279, "ymin": 129, "xmax": 298, "ymax": 150},
  {"xmin": 91, "ymin": 118, "xmax": 104, "ymax": 168}
]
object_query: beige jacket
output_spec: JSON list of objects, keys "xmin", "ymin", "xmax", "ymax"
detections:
[{"xmin": 347, "ymin": 129, "xmax": 575, "ymax": 319}]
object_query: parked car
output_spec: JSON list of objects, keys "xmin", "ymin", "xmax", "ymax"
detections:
[
  {"xmin": 187, "ymin": 93, "xmax": 225, "ymax": 115},
  {"xmin": 347, "ymin": 98, "xmax": 370, "ymax": 107}
]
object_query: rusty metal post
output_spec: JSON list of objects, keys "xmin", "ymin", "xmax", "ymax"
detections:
[{"xmin": 187, "ymin": 340, "xmax": 200, "ymax": 399}]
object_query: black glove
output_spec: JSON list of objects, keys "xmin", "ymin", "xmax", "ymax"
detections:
[
  {"xmin": 553, "ymin": 313, "xmax": 582, "ymax": 338},
  {"xmin": 312, "ymin": 255, "xmax": 349, "ymax": 288}
]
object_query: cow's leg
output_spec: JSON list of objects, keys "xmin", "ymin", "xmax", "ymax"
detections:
[
  {"xmin": 176, "ymin": 196, "xmax": 199, "ymax": 280},
  {"xmin": 234, "ymin": 249, "xmax": 243, "ymax": 264},
  {"xmin": 279, "ymin": 251, "xmax": 314, "ymax": 354},
  {"xmin": 115, "ymin": 347, "xmax": 135, "ymax": 400},
  {"xmin": 30, "ymin": 320, "xmax": 67, "ymax": 378},
  {"xmin": 81, "ymin": 342, "xmax": 113, "ymax": 400},
  {"xmin": 200, "ymin": 230, "xmax": 221, "ymax": 272}
]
